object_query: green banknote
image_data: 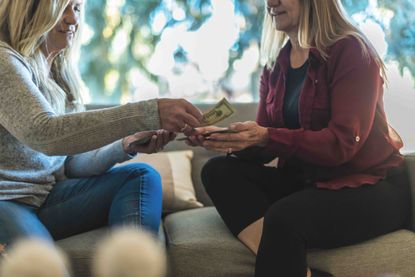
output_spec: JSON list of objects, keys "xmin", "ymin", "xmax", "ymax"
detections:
[{"xmin": 200, "ymin": 98, "xmax": 235, "ymax": 126}]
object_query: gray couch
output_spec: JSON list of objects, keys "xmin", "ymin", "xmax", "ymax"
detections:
[{"xmin": 57, "ymin": 103, "xmax": 415, "ymax": 277}]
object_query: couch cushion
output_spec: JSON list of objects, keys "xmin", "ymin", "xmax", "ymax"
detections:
[
  {"xmin": 164, "ymin": 207, "xmax": 415, "ymax": 277},
  {"xmin": 307, "ymin": 230, "xmax": 415, "ymax": 277},
  {"xmin": 164, "ymin": 208, "xmax": 254, "ymax": 277},
  {"xmin": 117, "ymin": 150, "xmax": 203, "ymax": 213},
  {"xmin": 56, "ymin": 228, "xmax": 109, "ymax": 277}
]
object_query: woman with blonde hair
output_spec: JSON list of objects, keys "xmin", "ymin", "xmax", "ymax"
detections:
[
  {"xmin": 0, "ymin": 0, "xmax": 202, "ymax": 249},
  {"xmin": 187, "ymin": 0, "xmax": 410, "ymax": 276}
]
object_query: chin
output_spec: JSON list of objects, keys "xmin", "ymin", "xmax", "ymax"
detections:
[{"xmin": 58, "ymin": 43, "xmax": 71, "ymax": 53}]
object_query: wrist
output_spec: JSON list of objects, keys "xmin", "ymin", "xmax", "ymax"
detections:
[
  {"xmin": 121, "ymin": 137, "xmax": 128, "ymax": 153},
  {"xmin": 258, "ymin": 127, "xmax": 269, "ymax": 147}
]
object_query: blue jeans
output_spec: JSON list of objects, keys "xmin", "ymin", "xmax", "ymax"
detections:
[{"xmin": 0, "ymin": 163, "xmax": 162, "ymax": 246}]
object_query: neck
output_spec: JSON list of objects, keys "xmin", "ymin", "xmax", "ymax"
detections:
[
  {"xmin": 45, "ymin": 53, "xmax": 58, "ymax": 70},
  {"xmin": 288, "ymin": 32, "xmax": 301, "ymax": 50},
  {"xmin": 288, "ymin": 32, "xmax": 309, "ymax": 68},
  {"xmin": 40, "ymin": 45, "xmax": 59, "ymax": 71}
]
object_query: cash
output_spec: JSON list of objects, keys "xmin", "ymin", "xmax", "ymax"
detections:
[{"xmin": 200, "ymin": 98, "xmax": 235, "ymax": 126}]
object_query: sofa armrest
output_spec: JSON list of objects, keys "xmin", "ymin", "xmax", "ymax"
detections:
[{"xmin": 404, "ymin": 153, "xmax": 415, "ymax": 231}]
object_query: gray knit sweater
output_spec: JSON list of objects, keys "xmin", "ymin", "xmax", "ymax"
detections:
[{"xmin": 0, "ymin": 42, "xmax": 160, "ymax": 207}]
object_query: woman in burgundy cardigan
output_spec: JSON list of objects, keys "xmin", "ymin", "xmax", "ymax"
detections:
[{"xmin": 186, "ymin": 0, "xmax": 410, "ymax": 276}]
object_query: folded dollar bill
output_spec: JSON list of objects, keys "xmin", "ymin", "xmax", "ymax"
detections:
[{"xmin": 200, "ymin": 98, "xmax": 235, "ymax": 126}]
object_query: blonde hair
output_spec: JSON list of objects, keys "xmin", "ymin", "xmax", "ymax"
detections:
[
  {"xmin": 260, "ymin": 0, "xmax": 386, "ymax": 77},
  {"xmin": 0, "ymin": 0, "xmax": 85, "ymax": 114}
]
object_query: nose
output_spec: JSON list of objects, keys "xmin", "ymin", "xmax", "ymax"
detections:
[
  {"xmin": 267, "ymin": 0, "xmax": 280, "ymax": 7},
  {"xmin": 62, "ymin": 5, "xmax": 79, "ymax": 27},
  {"xmin": 267, "ymin": 0, "xmax": 280, "ymax": 14},
  {"xmin": 267, "ymin": 0, "xmax": 280, "ymax": 16}
]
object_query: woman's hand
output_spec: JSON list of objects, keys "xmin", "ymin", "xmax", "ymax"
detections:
[
  {"xmin": 202, "ymin": 121, "xmax": 269, "ymax": 153},
  {"xmin": 157, "ymin": 98, "xmax": 203, "ymax": 132},
  {"xmin": 122, "ymin": 130, "xmax": 176, "ymax": 154},
  {"xmin": 183, "ymin": 126, "xmax": 226, "ymax": 147}
]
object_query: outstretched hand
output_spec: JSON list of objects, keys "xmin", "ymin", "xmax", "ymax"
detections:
[
  {"xmin": 122, "ymin": 130, "xmax": 176, "ymax": 154},
  {"xmin": 157, "ymin": 98, "xmax": 203, "ymax": 133}
]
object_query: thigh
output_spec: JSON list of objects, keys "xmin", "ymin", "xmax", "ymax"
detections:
[
  {"xmin": 266, "ymin": 173, "xmax": 411, "ymax": 249},
  {"xmin": 203, "ymin": 156, "xmax": 304, "ymax": 202},
  {"xmin": 202, "ymin": 156, "xmax": 305, "ymax": 235},
  {"xmin": 0, "ymin": 200, "xmax": 53, "ymax": 246},
  {"xmin": 38, "ymin": 164, "xmax": 156, "ymax": 240}
]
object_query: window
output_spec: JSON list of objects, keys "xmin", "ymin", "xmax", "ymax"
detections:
[{"xmin": 80, "ymin": 0, "xmax": 415, "ymax": 151}]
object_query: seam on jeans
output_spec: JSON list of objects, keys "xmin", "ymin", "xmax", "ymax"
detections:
[
  {"xmin": 138, "ymin": 172, "xmax": 144, "ymax": 227},
  {"xmin": 122, "ymin": 167, "xmax": 145, "ymax": 226}
]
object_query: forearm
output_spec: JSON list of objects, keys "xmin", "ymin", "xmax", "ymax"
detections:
[
  {"xmin": 0, "ymin": 50, "xmax": 160, "ymax": 156},
  {"xmin": 64, "ymin": 140, "xmax": 133, "ymax": 178},
  {"xmin": 23, "ymin": 102, "xmax": 160, "ymax": 155}
]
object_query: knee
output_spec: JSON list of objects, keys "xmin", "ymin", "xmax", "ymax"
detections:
[
  {"xmin": 201, "ymin": 156, "xmax": 236, "ymax": 192},
  {"xmin": 202, "ymin": 155, "xmax": 227, "ymax": 174},
  {"xmin": 116, "ymin": 164, "xmax": 162, "ymax": 196},
  {"xmin": 263, "ymin": 203, "xmax": 303, "ymax": 238},
  {"xmin": 120, "ymin": 163, "xmax": 160, "ymax": 181}
]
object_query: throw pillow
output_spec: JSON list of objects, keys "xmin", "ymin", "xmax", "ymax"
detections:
[{"xmin": 118, "ymin": 150, "xmax": 203, "ymax": 213}]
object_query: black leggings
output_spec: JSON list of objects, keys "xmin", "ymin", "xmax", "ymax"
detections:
[{"xmin": 201, "ymin": 156, "xmax": 411, "ymax": 277}]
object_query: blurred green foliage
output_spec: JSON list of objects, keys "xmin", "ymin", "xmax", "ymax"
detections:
[
  {"xmin": 378, "ymin": 0, "xmax": 415, "ymax": 76},
  {"xmin": 80, "ymin": 0, "xmax": 415, "ymax": 103}
]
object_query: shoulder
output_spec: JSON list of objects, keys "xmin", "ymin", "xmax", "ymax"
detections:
[
  {"xmin": 328, "ymin": 35, "xmax": 371, "ymax": 62},
  {"xmin": 0, "ymin": 42, "xmax": 33, "ymax": 76},
  {"xmin": 326, "ymin": 35, "xmax": 378, "ymax": 73}
]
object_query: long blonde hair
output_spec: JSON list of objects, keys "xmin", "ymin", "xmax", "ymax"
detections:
[
  {"xmin": 0, "ymin": 0, "xmax": 85, "ymax": 114},
  {"xmin": 260, "ymin": 0, "xmax": 386, "ymax": 77}
]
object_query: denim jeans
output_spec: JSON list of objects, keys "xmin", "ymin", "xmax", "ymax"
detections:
[{"xmin": 0, "ymin": 163, "xmax": 162, "ymax": 246}]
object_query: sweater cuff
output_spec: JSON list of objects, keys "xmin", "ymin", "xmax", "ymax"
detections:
[
  {"xmin": 136, "ymin": 99, "xmax": 160, "ymax": 130},
  {"xmin": 112, "ymin": 139, "xmax": 137, "ymax": 163}
]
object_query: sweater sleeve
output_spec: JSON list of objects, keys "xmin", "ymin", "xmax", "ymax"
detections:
[
  {"xmin": 64, "ymin": 139, "xmax": 134, "ymax": 178},
  {"xmin": 0, "ymin": 48, "xmax": 160, "ymax": 156},
  {"xmin": 263, "ymin": 37, "xmax": 382, "ymax": 167}
]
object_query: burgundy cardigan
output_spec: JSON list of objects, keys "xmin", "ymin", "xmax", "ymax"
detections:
[{"xmin": 255, "ymin": 36, "xmax": 403, "ymax": 190}]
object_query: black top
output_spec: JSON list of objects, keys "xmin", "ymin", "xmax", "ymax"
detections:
[{"xmin": 283, "ymin": 60, "xmax": 309, "ymax": 129}]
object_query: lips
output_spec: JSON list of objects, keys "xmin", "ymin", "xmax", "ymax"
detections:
[
  {"xmin": 273, "ymin": 11, "xmax": 286, "ymax": 16},
  {"xmin": 58, "ymin": 25, "xmax": 76, "ymax": 33},
  {"xmin": 58, "ymin": 30, "xmax": 74, "ymax": 35}
]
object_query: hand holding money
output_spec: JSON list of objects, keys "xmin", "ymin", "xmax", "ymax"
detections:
[
  {"xmin": 197, "ymin": 121, "xmax": 269, "ymax": 153},
  {"xmin": 178, "ymin": 97, "xmax": 236, "ymax": 140},
  {"xmin": 157, "ymin": 98, "xmax": 203, "ymax": 132},
  {"xmin": 180, "ymin": 126, "xmax": 230, "ymax": 146}
]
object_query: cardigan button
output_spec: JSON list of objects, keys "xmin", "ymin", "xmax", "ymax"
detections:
[
  {"xmin": 314, "ymin": 79, "xmax": 318, "ymax": 85},
  {"xmin": 355, "ymin": 136, "xmax": 360, "ymax": 142}
]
